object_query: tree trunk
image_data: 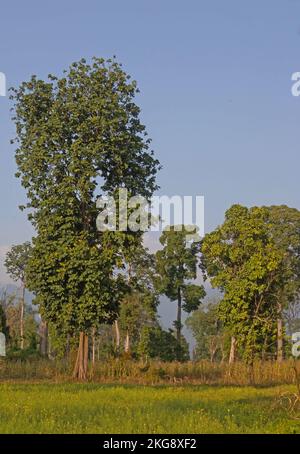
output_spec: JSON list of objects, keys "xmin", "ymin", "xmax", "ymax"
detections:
[
  {"xmin": 39, "ymin": 320, "xmax": 48, "ymax": 357},
  {"xmin": 92, "ymin": 328, "xmax": 96, "ymax": 367},
  {"xmin": 210, "ymin": 345, "xmax": 217, "ymax": 362},
  {"xmin": 124, "ymin": 330, "xmax": 130, "ymax": 354},
  {"xmin": 115, "ymin": 320, "xmax": 120, "ymax": 351},
  {"xmin": 20, "ymin": 283, "xmax": 25, "ymax": 350},
  {"xmin": 229, "ymin": 336, "xmax": 236, "ymax": 364},
  {"xmin": 277, "ymin": 303, "xmax": 283, "ymax": 362},
  {"xmin": 73, "ymin": 332, "xmax": 89, "ymax": 380},
  {"xmin": 176, "ymin": 287, "xmax": 182, "ymax": 345},
  {"xmin": 48, "ymin": 333, "xmax": 52, "ymax": 359}
]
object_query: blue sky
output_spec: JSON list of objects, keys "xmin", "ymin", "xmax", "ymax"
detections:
[{"xmin": 1, "ymin": 0, "xmax": 300, "ymax": 283}]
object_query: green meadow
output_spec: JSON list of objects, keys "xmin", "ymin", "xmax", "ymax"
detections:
[{"xmin": 0, "ymin": 383, "xmax": 299, "ymax": 434}]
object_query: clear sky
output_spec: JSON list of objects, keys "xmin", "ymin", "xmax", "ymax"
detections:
[{"xmin": 1, "ymin": 0, "xmax": 300, "ymax": 283}]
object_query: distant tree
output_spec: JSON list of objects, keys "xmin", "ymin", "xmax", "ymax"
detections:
[
  {"xmin": 4, "ymin": 242, "xmax": 32, "ymax": 349},
  {"xmin": 119, "ymin": 291, "xmax": 157, "ymax": 356},
  {"xmin": 118, "ymin": 242, "xmax": 158, "ymax": 355},
  {"xmin": 186, "ymin": 298, "xmax": 229, "ymax": 361},
  {"xmin": 0, "ymin": 291, "xmax": 38, "ymax": 350},
  {"xmin": 11, "ymin": 57, "xmax": 160, "ymax": 379},
  {"xmin": 92, "ymin": 325, "xmax": 116, "ymax": 361},
  {"xmin": 155, "ymin": 226, "xmax": 205, "ymax": 355}
]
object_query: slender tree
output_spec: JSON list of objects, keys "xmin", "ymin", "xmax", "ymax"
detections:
[
  {"xmin": 4, "ymin": 242, "xmax": 32, "ymax": 350},
  {"xmin": 155, "ymin": 226, "xmax": 205, "ymax": 355}
]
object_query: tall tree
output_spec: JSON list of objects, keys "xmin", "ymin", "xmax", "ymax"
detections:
[
  {"xmin": 264, "ymin": 205, "xmax": 300, "ymax": 361},
  {"xmin": 11, "ymin": 57, "xmax": 160, "ymax": 379},
  {"xmin": 155, "ymin": 226, "xmax": 205, "ymax": 355},
  {"xmin": 200, "ymin": 205, "xmax": 285, "ymax": 364},
  {"xmin": 4, "ymin": 242, "xmax": 32, "ymax": 349}
]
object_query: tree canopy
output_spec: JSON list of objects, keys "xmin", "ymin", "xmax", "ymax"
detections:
[
  {"xmin": 200, "ymin": 204, "xmax": 300, "ymax": 362},
  {"xmin": 11, "ymin": 57, "xmax": 160, "ymax": 378}
]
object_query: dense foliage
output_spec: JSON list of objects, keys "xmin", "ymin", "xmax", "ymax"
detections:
[{"xmin": 10, "ymin": 57, "xmax": 160, "ymax": 377}]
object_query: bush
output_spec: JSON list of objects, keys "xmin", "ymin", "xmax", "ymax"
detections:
[
  {"xmin": 138, "ymin": 326, "xmax": 189, "ymax": 361},
  {"xmin": 6, "ymin": 347, "xmax": 41, "ymax": 361}
]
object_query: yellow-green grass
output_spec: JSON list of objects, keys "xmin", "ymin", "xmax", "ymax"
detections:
[{"xmin": 0, "ymin": 383, "xmax": 299, "ymax": 434}]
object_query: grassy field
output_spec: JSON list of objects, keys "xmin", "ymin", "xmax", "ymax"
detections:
[
  {"xmin": 0, "ymin": 383, "xmax": 299, "ymax": 434},
  {"xmin": 0, "ymin": 358, "xmax": 298, "ymax": 386}
]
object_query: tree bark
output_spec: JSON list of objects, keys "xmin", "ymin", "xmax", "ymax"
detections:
[
  {"xmin": 209, "ymin": 343, "xmax": 218, "ymax": 362},
  {"xmin": 176, "ymin": 286, "xmax": 182, "ymax": 345},
  {"xmin": 20, "ymin": 283, "xmax": 25, "ymax": 350},
  {"xmin": 115, "ymin": 320, "xmax": 120, "ymax": 351},
  {"xmin": 92, "ymin": 328, "xmax": 96, "ymax": 367},
  {"xmin": 124, "ymin": 330, "xmax": 130, "ymax": 354},
  {"xmin": 277, "ymin": 303, "xmax": 283, "ymax": 362},
  {"xmin": 229, "ymin": 336, "xmax": 236, "ymax": 364},
  {"xmin": 39, "ymin": 320, "xmax": 48, "ymax": 357},
  {"xmin": 73, "ymin": 332, "xmax": 89, "ymax": 380}
]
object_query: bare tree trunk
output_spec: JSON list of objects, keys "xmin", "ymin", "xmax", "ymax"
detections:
[
  {"xmin": 20, "ymin": 283, "xmax": 25, "ymax": 350},
  {"xmin": 73, "ymin": 332, "xmax": 89, "ymax": 380},
  {"xmin": 124, "ymin": 330, "xmax": 130, "ymax": 354},
  {"xmin": 83, "ymin": 332, "xmax": 88, "ymax": 375},
  {"xmin": 176, "ymin": 287, "xmax": 182, "ymax": 345},
  {"xmin": 220, "ymin": 336, "xmax": 226, "ymax": 364},
  {"xmin": 48, "ymin": 332, "xmax": 52, "ymax": 359},
  {"xmin": 277, "ymin": 303, "xmax": 283, "ymax": 362},
  {"xmin": 229, "ymin": 336, "xmax": 236, "ymax": 364},
  {"xmin": 92, "ymin": 328, "xmax": 96, "ymax": 367},
  {"xmin": 210, "ymin": 347, "xmax": 217, "ymax": 362},
  {"xmin": 39, "ymin": 320, "xmax": 48, "ymax": 357},
  {"xmin": 115, "ymin": 320, "xmax": 120, "ymax": 351}
]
